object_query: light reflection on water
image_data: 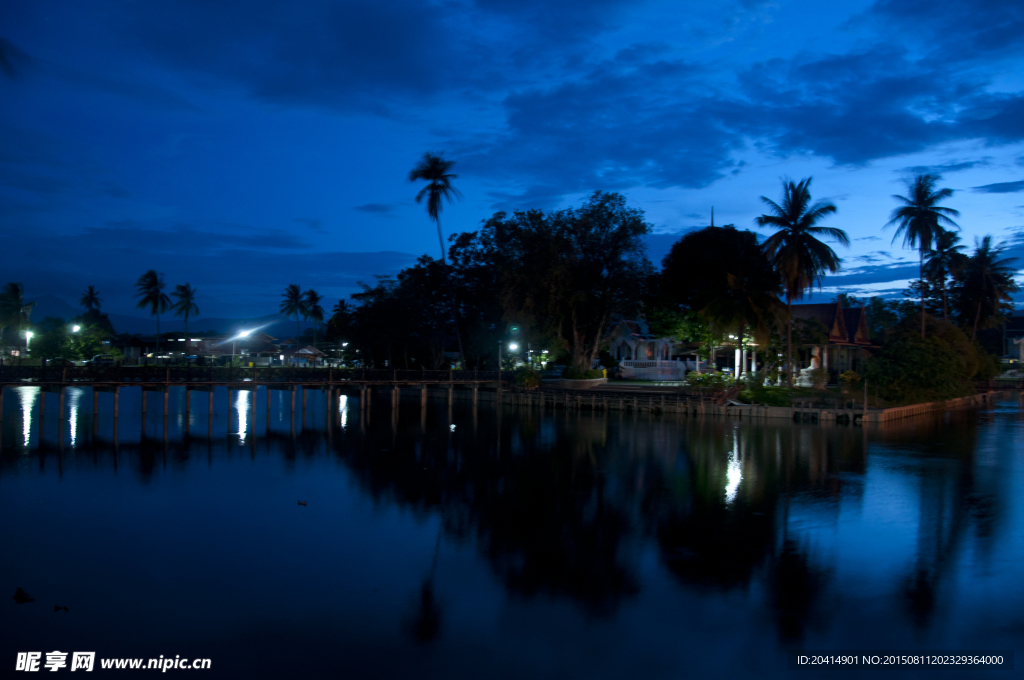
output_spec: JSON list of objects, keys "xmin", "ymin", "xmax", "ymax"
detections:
[
  {"xmin": 235, "ymin": 389, "xmax": 250, "ymax": 443},
  {"xmin": 17, "ymin": 386, "xmax": 38, "ymax": 448},
  {"xmin": 1, "ymin": 390, "xmax": 1022, "ymax": 678}
]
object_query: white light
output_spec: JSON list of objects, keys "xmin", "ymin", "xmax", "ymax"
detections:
[
  {"xmin": 725, "ymin": 440, "xmax": 742, "ymax": 504},
  {"xmin": 178, "ymin": 338, "xmax": 186, "ymax": 341},
  {"xmin": 450, "ymin": 424, "xmax": 456, "ymax": 432},
  {"xmin": 342, "ymin": 342, "xmax": 349, "ymax": 347},
  {"xmin": 25, "ymin": 331, "xmax": 33, "ymax": 339},
  {"xmin": 542, "ymin": 350, "xmax": 548, "ymax": 354},
  {"xmin": 239, "ymin": 329, "xmax": 252, "ymax": 337},
  {"xmin": 72, "ymin": 325, "xmax": 81, "ymax": 333},
  {"xmin": 279, "ymin": 355, "xmax": 284, "ymax": 361},
  {"xmin": 190, "ymin": 338, "xmax": 201, "ymax": 342},
  {"xmin": 509, "ymin": 343, "xmax": 518, "ymax": 351}
]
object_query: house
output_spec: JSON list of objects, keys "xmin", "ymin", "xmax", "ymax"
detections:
[
  {"xmin": 605, "ymin": 318, "xmax": 694, "ymax": 380},
  {"xmin": 789, "ymin": 300, "xmax": 873, "ymax": 382}
]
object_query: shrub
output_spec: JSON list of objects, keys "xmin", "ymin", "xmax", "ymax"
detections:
[
  {"xmin": 514, "ymin": 368, "xmax": 542, "ymax": 389},
  {"xmin": 597, "ymin": 350, "xmax": 619, "ymax": 369},
  {"xmin": 864, "ymin": 317, "xmax": 979, "ymax": 404},
  {"xmin": 739, "ymin": 385, "xmax": 791, "ymax": 407},
  {"xmin": 972, "ymin": 349, "xmax": 1001, "ymax": 381},
  {"xmin": 839, "ymin": 370, "xmax": 861, "ymax": 393},
  {"xmin": 808, "ymin": 367, "xmax": 829, "ymax": 389}
]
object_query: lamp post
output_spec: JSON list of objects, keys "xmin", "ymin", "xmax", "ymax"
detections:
[
  {"xmin": 25, "ymin": 330, "xmax": 33, "ymax": 355},
  {"xmin": 231, "ymin": 329, "xmax": 253, "ymax": 366}
]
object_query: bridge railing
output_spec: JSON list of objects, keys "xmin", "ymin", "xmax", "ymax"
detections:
[{"xmin": 0, "ymin": 365, "xmax": 514, "ymax": 384}]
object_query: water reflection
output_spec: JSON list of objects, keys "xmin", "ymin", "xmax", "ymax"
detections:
[
  {"xmin": 236, "ymin": 390, "xmax": 250, "ymax": 443},
  {"xmin": 68, "ymin": 387, "xmax": 81, "ymax": 447},
  {"xmin": 18, "ymin": 386, "xmax": 38, "ymax": 448},
  {"xmin": 1, "ymin": 393, "xmax": 1021, "ymax": 674}
]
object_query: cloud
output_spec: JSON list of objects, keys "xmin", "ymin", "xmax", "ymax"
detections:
[
  {"xmin": 971, "ymin": 180, "xmax": 1024, "ymax": 194},
  {"xmin": 901, "ymin": 159, "xmax": 991, "ymax": 175},
  {"xmin": 353, "ymin": 203, "xmax": 399, "ymax": 214},
  {"xmin": 293, "ymin": 217, "xmax": 325, "ymax": 232},
  {"xmin": 855, "ymin": 236, "xmax": 881, "ymax": 241}
]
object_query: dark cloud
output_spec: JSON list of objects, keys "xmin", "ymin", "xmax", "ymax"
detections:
[
  {"xmin": 901, "ymin": 159, "xmax": 990, "ymax": 175},
  {"xmin": 353, "ymin": 203, "xmax": 399, "ymax": 214},
  {"xmin": 855, "ymin": 236, "xmax": 881, "ymax": 241},
  {"xmin": 972, "ymin": 180, "xmax": 1024, "ymax": 194}
]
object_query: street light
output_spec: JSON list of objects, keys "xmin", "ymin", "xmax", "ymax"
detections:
[
  {"xmin": 509, "ymin": 343, "xmax": 519, "ymax": 351},
  {"xmin": 71, "ymin": 325, "xmax": 81, "ymax": 333},
  {"xmin": 25, "ymin": 330, "xmax": 33, "ymax": 354},
  {"xmin": 230, "ymin": 329, "xmax": 253, "ymax": 365}
]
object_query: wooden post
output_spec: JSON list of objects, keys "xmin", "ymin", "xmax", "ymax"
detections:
[
  {"xmin": 447, "ymin": 385, "xmax": 453, "ymax": 408},
  {"xmin": 303, "ymin": 387, "xmax": 308, "ymax": 410},
  {"xmin": 185, "ymin": 388, "xmax": 190, "ymax": 429},
  {"xmin": 421, "ymin": 385, "xmax": 428, "ymax": 408},
  {"xmin": 114, "ymin": 387, "xmax": 120, "ymax": 418},
  {"xmin": 142, "ymin": 389, "xmax": 147, "ymax": 414},
  {"xmin": 163, "ymin": 388, "xmax": 169, "ymax": 416},
  {"xmin": 0, "ymin": 386, "xmax": 5, "ymax": 422},
  {"xmin": 472, "ymin": 385, "xmax": 478, "ymax": 407},
  {"xmin": 58, "ymin": 386, "xmax": 65, "ymax": 447},
  {"xmin": 291, "ymin": 386, "xmax": 296, "ymax": 412},
  {"xmin": 266, "ymin": 386, "xmax": 271, "ymax": 426},
  {"xmin": 208, "ymin": 389, "xmax": 214, "ymax": 419},
  {"xmin": 863, "ymin": 379, "xmax": 868, "ymax": 421}
]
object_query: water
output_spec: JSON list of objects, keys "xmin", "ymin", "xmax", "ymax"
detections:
[{"xmin": 1, "ymin": 386, "xmax": 1022, "ymax": 678}]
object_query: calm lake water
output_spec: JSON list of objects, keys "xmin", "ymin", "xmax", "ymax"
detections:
[{"xmin": 1, "ymin": 386, "xmax": 1021, "ymax": 678}]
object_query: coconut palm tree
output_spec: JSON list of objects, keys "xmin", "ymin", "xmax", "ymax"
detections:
[
  {"xmin": 280, "ymin": 284, "xmax": 305, "ymax": 342},
  {"xmin": 756, "ymin": 178, "xmax": 848, "ymax": 386},
  {"xmin": 135, "ymin": 270, "xmax": 171, "ymax": 349},
  {"xmin": 303, "ymin": 289, "xmax": 325, "ymax": 348},
  {"xmin": 956, "ymin": 236, "xmax": 1019, "ymax": 342},
  {"xmin": 79, "ymin": 285, "xmax": 102, "ymax": 312},
  {"xmin": 409, "ymin": 152, "xmax": 465, "ymax": 366},
  {"xmin": 171, "ymin": 283, "xmax": 200, "ymax": 333},
  {"xmin": 923, "ymin": 230, "xmax": 967, "ymax": 321},
  {"xmin": 885, "ymin": 174, "xmax": 960, "ymax": 338}
]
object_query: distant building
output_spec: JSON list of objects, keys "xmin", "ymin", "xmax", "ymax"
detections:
[
  {"xmin": 605, "ymin": 318, "xmax": 693, "ymax": 380},
  {"xmin": 789, "ymin": 300, "xmax": 873, "ymax": 381}
]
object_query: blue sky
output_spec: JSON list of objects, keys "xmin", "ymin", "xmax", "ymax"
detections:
[{"xmin": 1, "ymin": 0, "xmax": 1023, "ymax": 319}]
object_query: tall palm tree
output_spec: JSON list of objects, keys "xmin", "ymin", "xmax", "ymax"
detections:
[
  {"xmin": 957, "ymin": 236, "xmax": 1019, "ymax": 342},
  {"xmin": 280, "ymin": 284, "xmax": 305, "ymax": 342},
  {"xmin": 135, "ymin": 270, "xmax": 171, "ymax": 349},
  {"xmin": 80, "ymin": 285, "xmax": 102, "ymax": 312},
  {"xmin": 409, "ymin": 152, "xmax": 465, "ymax": 366},
  {"xmin": 171, "ymin": 283, "xmax": 200, "ymax": 333},
  {"xmin": 885, "ymin": 174, "xmax": 960, "ymax": 338},
  {"xmin": 756, "ymin": 178, "xmax": 848, "ymax": 386},
  {"xmin": 0, "ymin": 282, "xmax": 35, "ymax": 351},
  {"xmin": 303, "ymin": 289, "xmax": 325, "ymax": 347},
  {"xmin": 923, "ymin": 230, "xmax": 967, "ymax": 320}
]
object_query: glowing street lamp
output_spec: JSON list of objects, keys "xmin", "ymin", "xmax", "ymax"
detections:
[
  {"xmin": 25, "ymin": 330, "xmax": 33, "ymax": 353},
  {"xmin": 71, "ymin": 325, "xmax": 81, "ymax": 333},
  {"xmin": 230, "ymin": 329, "xmax": 253, "ymax": 365},
  {"xmin": 509, "ymin": 343, "xmax": 519, "ymax": 351}
]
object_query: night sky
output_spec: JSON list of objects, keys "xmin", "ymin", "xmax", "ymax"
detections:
[{"xmin": 2, "ymin": 0, "xmax": 1023, "ymax": 320}]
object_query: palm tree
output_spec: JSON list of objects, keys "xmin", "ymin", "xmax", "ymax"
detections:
[
  {"xmin": 80, "ymin": 285, "xmax": 102, "ymax": 312},
  {"xmin": 756, "ymin": 178, "xmax": 848, "ymax": 386},
  {"xmin": 885, "ymin": 174, "xmax": 960, "ymax": 338},
  {"xmin": 409, "ymin": 152, "xmax": 465, "ymax": 366},
  {"xmin": 957, "ymin": 236, "xmax": 1019, "ymax": 342},
  {"xmin": 0, "ymin": 282, "xmax": 35, "ymax": 351},
  {"xmin": 134, "ymin": 270, "xmax": 171, "ymax": 348},
  {"xmin": 923, "ymin": 230, "xmax": 967, "ymax": 320},
  {"xmin": 171, "ymin": 283, "xmax": 200, "ymax": 333},
  {"xmin": 280, "ymin": 284, "xmax": 305, "ymax": 342},
  {"xmin": 303, "ymin": 289, "xmax": 325, "ymax": 348}
]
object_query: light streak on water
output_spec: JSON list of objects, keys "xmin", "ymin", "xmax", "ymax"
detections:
[
  {"xmin": 68, "ymin": 388, "xmax": 81, "ymax": 447},
  {"xmin": 338, "ymin": 394, "xmax": 348, "ymax": 429},
  {"xmin": 19, "ymin": 386, "xmax": 39, "ymax": 448},
  {"xmin": 236, "ymin": 390, "xmax": 250, "ymax": 443},
  {"xmin": 725, "ymin": 438, "xmax": 742, "ymax": 504}
]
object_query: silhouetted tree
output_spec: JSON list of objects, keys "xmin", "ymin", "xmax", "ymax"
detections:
[
  {"xmin": 171, "ymin": 283, "xmax": 200, "ymax": 333},
  {"xmin": 134, "ymin": 270, "xmax": 171, "ymax": 348},
  {"xmin": 279, "ymin": 284, "xmax": 305, "ymax": 342},
  {"xmin": 757, "ymin": 178, "xmax": 848, "ymax": 385},
  {"xmin": 409, "ymin": 152, "xmax": 465, "ymax": 365},
  {"xmin": 885, "ymin": 174, "xmax": 960, "ymax": 338}
]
